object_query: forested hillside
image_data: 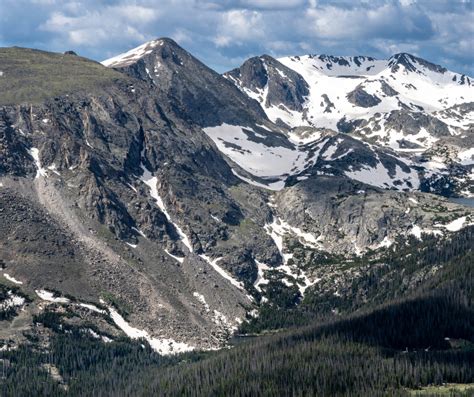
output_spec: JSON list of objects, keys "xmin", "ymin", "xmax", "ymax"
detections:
[{"xmin": 2, "ymin": 227, "xmax": 473, "ymax": 396}]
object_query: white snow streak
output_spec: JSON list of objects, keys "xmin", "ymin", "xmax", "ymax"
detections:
[
  {"xmin": 35, "ymin": 290, "xmax": 70, "ymax": 303},
  {"xmin": 165, "ymin": 250, "xmax": 184, "ymax": 263},
  {"xmin": 140, "ymin": 165, "xmax": 193, "ymax": 252},
  {"xmin": 3, "ymin": 273, "xmax": 23, "ymax": 285},
  {"xmin": 107, "ymin": 306, "xmax": 194, "ymax": 355},
  {"xmin": 199, "ymin": 255, "xmax": 245, "ymax": 291},
  {"xmin": 28, "ymin": 148, "xmax": 47, "ymax": 178}
]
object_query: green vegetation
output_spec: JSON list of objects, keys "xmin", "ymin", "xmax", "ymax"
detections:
[
  {"xmin": 242, "ymin": 226, "xmax": 473, "ymax": 333},
  {"xmin": 2, "ymin": 284, "xmax": 473, "ymax": 396},
  {"xmin": 100, "ymin": 291, "xmax": 131, "ymax": 318},
  {"xmin": 1, "ymin": 226, "xmax": 472, "ymax": 395},
  {"xmin": 0, "ymin": 47, "xmax": 128, "ymax": 105}
]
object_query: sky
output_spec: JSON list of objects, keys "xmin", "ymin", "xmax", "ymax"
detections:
[{"xmin": 0, "ymin": 0, "xmax": 473, "ymax": 75}]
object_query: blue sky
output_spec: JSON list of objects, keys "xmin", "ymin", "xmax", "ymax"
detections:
[{"xmin": 0, "ymin": 0, "xmax": 472, "ymax": 74}]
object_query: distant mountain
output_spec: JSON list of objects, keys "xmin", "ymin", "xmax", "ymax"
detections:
[
  {"xmin": 225, "ymin": 52, "xmax": 474, "ymax": 197},
  {"xmin": 226, "ymin": 52, "xmax": 472, "ymax": 133}
]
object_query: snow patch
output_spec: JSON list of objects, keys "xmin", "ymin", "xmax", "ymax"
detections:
[
  {"xmin": 376, "ymin": 236, "xmax": 393, "ymax": 249},
  {"xmin": 0, "ymin": 291, "xmax": 25, "ymax": 310},
  {"xmin": 36, "ymin": 290, "xmax": 70, "ymax": 303},
  {"xmin": 3, "ymin": 273, "xmax": 23, "ymax": 285},
  {"xmin": 107, "ymin": 306, "xmax": 194, "ymax": 355},
  {"xmin": 28, "ymin": 148, "xmax": 47, "ymax": 178},
  {"xmin": 102, "ymin": 39, "xmax": 164, "ymax": 68},
  {"xmin": 193, "ymin": 292, "xmax": 210, "ymax": 312},
  {"xmin": 79, "ymin": 303, "xmax": 106, "ymax": 314},
  {"xmin": 204, "ymin": 123, "xmax": 316, "ymax": 179},
  {"xmin": 458, "ymin": 148, "xmax": 474, "ymax": 165},
  {"xmin": 345, "ymin": 160, "xmax": 419, "ymax": 191},
  {"xmin": 254, "ymin": 260, "xmax": 270, "ymax": 292},
  {"xmin": 437, "ymin": 216, "xmax": 473, "ymax": 232}
]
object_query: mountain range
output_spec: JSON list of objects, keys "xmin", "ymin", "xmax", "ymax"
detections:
[{"xmin": 0, "ymin": 37, "xmax": 473, "ymax": 378}]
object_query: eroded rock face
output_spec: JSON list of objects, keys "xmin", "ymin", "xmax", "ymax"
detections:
[
  {"xmin": 346, "ymin": 85, "xmax": 382, "ymax": 108},
  {"xmin": 0, "ymin": 113, "xmax": 35, "ymax": 176},
  {"xmin": 225, "ymin": 55, "xmax": 310, "ymax": 112},
  {"xmin": 273, "ymin": 176, "xmax": 472, "ymax": 255},
  {"xmin": 0, "ymin": 49, "xmax": 266, "ymax": 349},
  {"xmin": 388, "ymin": 53, "xmax": 448, "ymax": 75},
  {"xmin": 384, "ymin": 110, "xmax": 451, "ymax": 137}
]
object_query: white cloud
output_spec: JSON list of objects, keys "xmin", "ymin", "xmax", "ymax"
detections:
[
  {"xmin": 238, "ymin": 0, "xmax": 305, "ymax": 9},
  {"xmin": 40, "ymin": 5, "xmax": 160, "ymax": 46},
  {"xmin": 304, "ymin": 3, "xmax": 433, "ymax": 41},
  {"xmin": 172, "ymin": 28, "xmax": 193, "ymax": 44},
  {"xmin": 214, "ymin": 9, "xmax": 264, "ymax": 47},
  {"xmin": 1, "ymin": 0, "xmax": 472, "ymax": 75}
]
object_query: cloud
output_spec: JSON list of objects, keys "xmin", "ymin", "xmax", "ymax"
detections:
[
  {"xmin": 237, "ymin": 0, "xmax": 306, "ymax": 9},
  {"xmin": 214, "ymin": 9, "xmax": 264, "ymax": 47},
  {"xmin": 304, "ymin": 3, "xmax": 434, "ymax": 41},
  {"xmin": 39, "ymin": 5, "xmax": 160, "ymax": 46},
  {"xmin": 0, "ymin": 0, "xmax": 472, "ymax": 75}
]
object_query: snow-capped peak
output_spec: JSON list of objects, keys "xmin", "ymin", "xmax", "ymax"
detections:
[
  {"xmin": 388, "ymin": 53, "xmax": 445, "ymax": 74},
  {"xmin": 387, "ymin": 52, "xmax": 471, "ymax": 86},
  {"xmin": 102, "ymin": 38, "xmax": 166, "ymax": 68},
  {"xmin": 282, "ymin": 54, "xmax": 387, "ymax": 77},
  {"xmin": 227, "ymin": 51, "xmax": 473, "ymax": 135}
]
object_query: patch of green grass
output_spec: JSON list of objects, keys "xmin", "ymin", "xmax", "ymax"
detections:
[
  {"xmin": 0, "ymin": 47, "xmax": 128, "ymax": 105},
  {"xmin": 408, "ymin": 384, "xmax": 474, "ymax": 396},
  {"xmin": 100, "ymin": 291, "xmax": 131, "ymax": 318}
]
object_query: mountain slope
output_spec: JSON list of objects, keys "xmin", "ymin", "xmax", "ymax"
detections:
[{"xmin": 0, "ymin": 47, "xmax": 127, "ymax": 106}]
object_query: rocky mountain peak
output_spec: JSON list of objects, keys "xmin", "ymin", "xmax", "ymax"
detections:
[
  {"xmin": 103, "ymin": 38, "xmax": 267, "ymax": 127},
  {"xmin": 102, "ymin": 38, "xmax": 166, "ymax": 68},
  {"xmin": 388, "ymin": 52, "xmax": 447, "ymax": 75},
  {"xmin": 225, "ymin": 54, "xmax": 309, "ymax": 118}
]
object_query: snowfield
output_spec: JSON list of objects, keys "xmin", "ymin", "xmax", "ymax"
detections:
[
  {"xmin": 203, "ymin": 124, "xmax": 308, "ymax": 178},
  {"xmin": 275, "ymin": 53, "xmax": 473, "ymax": 131}
]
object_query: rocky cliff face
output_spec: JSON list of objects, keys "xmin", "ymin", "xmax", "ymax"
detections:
[
  {"xmin": 225, "ymin": 55, "xmax": 310, "ymax": 115},
  {"xmin": 1, "ymin": 40, "xmax": 473, "ymax": 353}
]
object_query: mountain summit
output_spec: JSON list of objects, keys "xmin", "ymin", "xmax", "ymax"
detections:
[{"xmin": 104, "ymin": 38, "xmax": 267, "ymax": 127}]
